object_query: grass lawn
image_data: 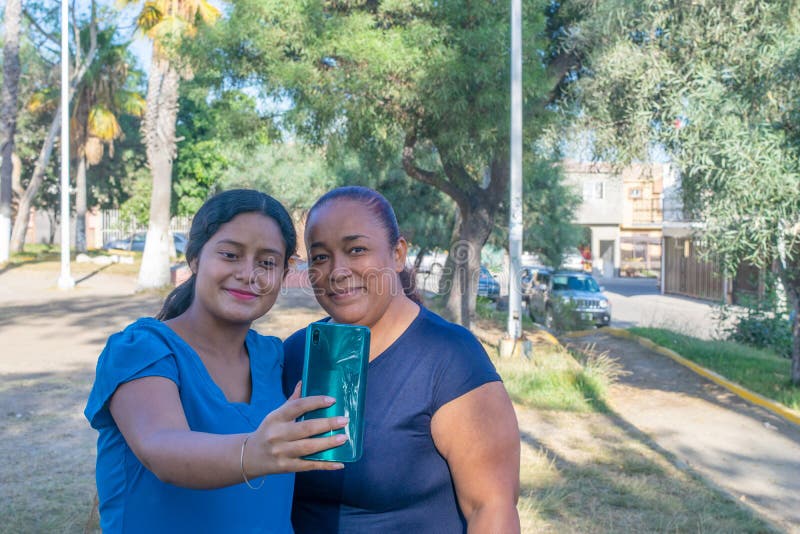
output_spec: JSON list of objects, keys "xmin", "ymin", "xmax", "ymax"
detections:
[{"xmin": 628, "ymin": 327, "xmax": 800, "ymax": 411}]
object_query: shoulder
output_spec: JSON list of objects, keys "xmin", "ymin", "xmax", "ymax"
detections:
[
  {"xmin": 103, "ymin": 318, "xmax": 177, "ymax": 363},
  {"xmin": 407, "ymin": 308, "xmax": 500, "ymax": 411},
  {"xmin": 247, "ymin": 330, "xmax": 283, "ymax": 368},
  {"xmin": 248, "ymin": 330, "xmax": 282, "ymax": 355},
  {"xmin": 412, "ymin": 307, "xmax": 488, "ymax": 357},
  {"xmin": 86, "ymin": 318, "xmax": 179, "ymax": 429},
  {"xmin": 283, "ymin": 326, "xmax": 307, "ymax": 359}
]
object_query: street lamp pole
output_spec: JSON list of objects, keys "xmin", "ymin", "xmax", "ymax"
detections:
[
  {"xmin": 57, "ymin": 0, "xmax": 73, "ymax": 289},
  {"xmin": 507, "ymin": 0, "xmax": 523, "ymax": 342}
]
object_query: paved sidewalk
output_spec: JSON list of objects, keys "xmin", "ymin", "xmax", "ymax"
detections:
[{"xmin": 566, "ymin": 331, "xmax": 800, "ymax": 533}]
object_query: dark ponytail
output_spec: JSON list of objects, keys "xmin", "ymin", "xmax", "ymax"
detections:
[
  {"xmin": 156, "ymin": 277, "xmax": 197, "ymax": 321},
  {"xmin": 156, "ymin": 189, "xmax": 296, "ymax": 321},
  {"xmin": 308, "ymin": 186, "xmax": 421, "ymax": 305},
  {"xmin": 398, "ymin": 267, "xmax": 422, "ymax": 305}
]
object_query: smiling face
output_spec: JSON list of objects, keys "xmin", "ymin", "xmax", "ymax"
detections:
[
  {"xmin": 190, "ymin": 212, "xmax": 287, "ymax": 326},
  {"xmin": 306, "ymin": 199, "xmax": 407, "ymax": 328}
]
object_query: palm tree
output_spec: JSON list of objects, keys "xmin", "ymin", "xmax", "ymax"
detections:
[
  {"xmin": 71, "ymin": 29, "xmax": 145, "ymax": 251},
  {"xmin": 121, "ymin": 0, "xmax": 220, "ymax": 288}
]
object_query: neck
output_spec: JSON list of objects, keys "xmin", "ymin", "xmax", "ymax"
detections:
[
  {"xmin": 166, "ymin": 305, "xmax": 251, "ymax": 362},
  {"xmin": 366, "ymin": 295, "xmax": 419, "ymax": 360}
]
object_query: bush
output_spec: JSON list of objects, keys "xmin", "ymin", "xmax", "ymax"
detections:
[
  {"xmin": 727, "ymin": 309, "xmax": 792, "ymax": 359},
  {"xmin": 720, "ymin": 276, "xmax": 793, "ymax": 358}
]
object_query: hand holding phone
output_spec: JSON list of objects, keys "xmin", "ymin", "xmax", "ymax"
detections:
[{"xmin": 299, "ymin": 322, "xmax": 370, "ymax": 462}]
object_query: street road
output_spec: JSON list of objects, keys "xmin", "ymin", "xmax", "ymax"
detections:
[{"xmin": 600, "ymin": 277, "xmax": 727, "ymax": 339}]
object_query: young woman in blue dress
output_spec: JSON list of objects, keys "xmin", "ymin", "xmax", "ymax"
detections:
[
  {"xmin": 283, "ymin": 186, "xmax": 521, "ymax": 533},
  {"xmin": 86, "ymin": 189, "xmax": 347, "ymax": 533}
]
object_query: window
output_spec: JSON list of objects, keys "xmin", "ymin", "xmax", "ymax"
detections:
[{"xmin": 582, "ymin": 181, "xmax": 605, "ymax": 200}]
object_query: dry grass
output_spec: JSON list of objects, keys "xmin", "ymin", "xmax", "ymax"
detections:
[{"xmin": 0, "ymin": 370, "xmax": 99, "ymax": 534}]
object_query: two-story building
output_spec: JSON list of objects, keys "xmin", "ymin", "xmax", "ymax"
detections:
[{"xmin": 562, "ymin": 160, "xmax": 667, "ymax": 280}]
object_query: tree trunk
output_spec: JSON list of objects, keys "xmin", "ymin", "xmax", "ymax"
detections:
[
  {"xmin": 137, "ymin": 56, "xmax": 181, "ymax": 289},
  {"xmin": 10, "ymin": 106, "xmax": 62, "ymax": 253},
  {"xmin": 401, "ymin": 133, "xmax": 508, "ymax": 327},
  {"xmin": 413, "ymin": 246, "xmax": 427, "ymax": 271},
  {"xmin": 780, "ymin": 252, "xmax": 800, "ymax": 386},
  {"xmin": 46, "ymin": 208, "xmax": 57, "ymax": 246},
  {"xmin": 444, "ymin": 205, "xmax": 495, "ymax": 328},
  {"xmin": 0, "ymin": 0, "xmax": 22, "ymax": 263},
  {"xmin": 75, "ymin": 156, "xmax": 87, "ymax": 252}
]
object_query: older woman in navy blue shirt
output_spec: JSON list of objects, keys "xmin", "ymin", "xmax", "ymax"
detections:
[{"xmin": 284, "ymin": 186, "xmax": 521, "ymax": 533}]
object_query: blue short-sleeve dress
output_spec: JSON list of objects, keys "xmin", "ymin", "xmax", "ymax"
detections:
[
  {"xmin": 85, "ymin": 318, "xmax": 293, "ymax": 534},
  {"xmin": 282, "ymin": 307, "xmax": 501, "ymax": 533}
]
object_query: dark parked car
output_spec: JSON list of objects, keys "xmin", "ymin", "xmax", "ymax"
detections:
[
  {"xmin": 477, "ymin": 266, "xmax": 501, "ymax": 301},
  {"xmin": 103, "ymin": 232, "xmax": 188, "ymax": 255},
  {"xmin": 524, "ymin": 269, "xmax": 611, "ymax": 329}
]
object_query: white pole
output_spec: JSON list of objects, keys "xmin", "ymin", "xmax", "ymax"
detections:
[
  {"xmin": 58, "ymin": 0, "xmax": 73, "ymax": 289},
  {"xmin": 507, "ymin": 0, "xmax": 523, "ymax": 341}
]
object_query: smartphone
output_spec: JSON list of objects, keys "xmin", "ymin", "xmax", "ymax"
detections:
[{"xmin": 299, "ymin": 322, "xmax": 370, "ymax": 462}]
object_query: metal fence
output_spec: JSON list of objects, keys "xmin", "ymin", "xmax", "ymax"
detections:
[{"xmin": 99, "ymin": 209, "xmax": 192, "ymax": 245}]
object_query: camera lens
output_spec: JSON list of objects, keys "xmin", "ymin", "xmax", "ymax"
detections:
[{"xmin": 312, "ymin": 329, "xmax": 320, "ymax": 345}]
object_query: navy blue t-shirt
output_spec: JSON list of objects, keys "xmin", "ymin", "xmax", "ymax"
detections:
[{"xmin": 283, "ymin": 306, "xmax": 501, "ymax": 533}]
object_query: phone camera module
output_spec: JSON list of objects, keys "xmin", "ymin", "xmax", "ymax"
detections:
[{"xmin": 312, "ymin": 329, "xmax": 320, "ymax": 345}]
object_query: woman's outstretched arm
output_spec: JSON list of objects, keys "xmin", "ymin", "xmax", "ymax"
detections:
[{"xmin": 110, "ymin": 379, "xmax": 347, "ymax": 489}]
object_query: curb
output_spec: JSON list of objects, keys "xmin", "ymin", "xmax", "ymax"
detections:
[{"xmin": 568, "ymin": 327, "xmax": 800, "ymax": 427}]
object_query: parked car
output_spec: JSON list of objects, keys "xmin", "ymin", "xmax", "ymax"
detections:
[
  {"xmin": 525, "ymin": 269, "xmax": 611, "ymax": 329},
  {"xmin": 477, "ymin": 266, "xmax": 501, "ymax": 301},
  {"xmin": 103, "ymin": 232, "xmax": 188, "ymax": 255}
]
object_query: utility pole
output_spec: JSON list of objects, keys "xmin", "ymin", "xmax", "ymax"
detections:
[
  {"xmin": 502, "ymin": 0, "xmax": 527, "ymax": 357},
  {"xmin": 58, "ymin": 0, "xmax": 74, "ymax": 290}
]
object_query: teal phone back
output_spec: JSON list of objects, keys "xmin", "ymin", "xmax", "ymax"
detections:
[{"xmin": 300, "ymin": 322, "xmax": 370, "ymax": 462}]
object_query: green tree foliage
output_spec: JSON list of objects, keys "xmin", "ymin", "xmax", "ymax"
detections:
[
  {"xmin": 560, "ymin": 0, "xmax": 800, "ymax": 384},
  {"xmin": 218, "ymin": 142, "xmax": 338, "ymax": 213},
  {"xmin": 205, "ymin": 0, "xmax": 571, "ymax": 326},
  {"xmin": 171, "ymin": 87, "xmax": 279, "ymax": 216}
]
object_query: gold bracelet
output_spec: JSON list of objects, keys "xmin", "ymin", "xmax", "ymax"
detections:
[{"xmin": 240, "ymin": 435, "xmax": 265, "ymax": 490}]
